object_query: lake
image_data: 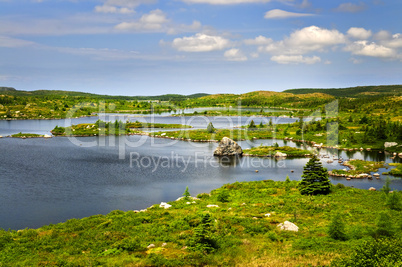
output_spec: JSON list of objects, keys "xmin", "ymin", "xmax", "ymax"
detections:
[{"xmin": 0, "ymin": 115, "xmax": 401, "ymax": 230}]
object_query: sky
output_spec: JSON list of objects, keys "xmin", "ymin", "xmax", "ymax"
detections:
[{"xmin": 0, "ymin": 0, "xmax": 401, "ymax": 96}]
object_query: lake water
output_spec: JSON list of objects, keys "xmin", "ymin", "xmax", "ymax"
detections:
[{"xmin": 0, "ymin": 115, "xmax": 401, "ymax": 230}]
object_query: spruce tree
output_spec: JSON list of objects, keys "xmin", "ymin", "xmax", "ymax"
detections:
[
  {"xmin": 298, "ymin": 155, "xmax": 331, "ymax": 195},
  {"xmin": 207, "ymin": 122, "xmax": 215, "ymax": 133}
]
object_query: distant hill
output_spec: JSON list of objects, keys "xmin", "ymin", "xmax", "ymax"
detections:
[
  {"xmin": 0, "ymin": 87, "xmax": 209, "ymax": 101},
  {"xmin": 284, "ymin": 85, "xmax": 402, "ymax": 98},
  {"xmin": 185, "ymin": 90, "xmax": 335, "ymax": 108}
]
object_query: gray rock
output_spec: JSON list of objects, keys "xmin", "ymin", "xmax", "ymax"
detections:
[
  {"xmin": 277, "ymin": 221, "xmax": 299, "ymax": 232},
  {"xmin": 213, "ymin": 137, "xmax": 243, "ymax": 156}
]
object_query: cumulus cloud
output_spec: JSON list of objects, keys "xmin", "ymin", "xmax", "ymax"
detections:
[
  {"xmin": 244, "ymin": 35, "xmax": 273, "ymax": 45},
  {"xmin": 172, "ymin": 33, "xmax": 230, "ymax": 52},
  {"xmin": 264, "ymin": 9, "xmax": 315, "ymax": 19},
  {"xmin": 115, "ymin": 9, "xmax": 169, "ymax": 31},
  {"xmin": 347, "ymin": 27, "xmax": 372, "ymax": 39},
  {"xmin": 383, "ymin": 33, "xmax": 402, "ymax": 49},
  {"xmin": 180, "ymin": 0, "xmax": 273, "ymax": 4},
  {"xmin": 270, "ymin": 55, "xmax": 321, "ymax": 64},
  {"xmin": 345, "ymin": 40, "xmax": 396, "ymax": 58},
  {"xmin": 334, "ymin": 2, "xmax": 366, "ymax": 13},
  {"xmin": 224, "ymin": 48, "xmax": 247, "ymax": 61},
  {"xmin": 249, "ymin": 26, "xmax": 345, "ymax": 64}
]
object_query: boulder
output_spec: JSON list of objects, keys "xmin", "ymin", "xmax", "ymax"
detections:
[
  {"xmin": 207, "ymin": 204, "xmax": 219, "ymax": 208},
  {"xmin": 369, "ymin": 187, "xmax": 376, "ymax": 191},
  {"xmin": 213, "ymin": 137, "xmax": 243, "ymax": 156},
  {"xmin": 275, "ymin": 151, "xmax": 287, "ymax": 157},
  {"xmin": 384, "ymin": 142, "xmax": 398, "ymax": 148},
  {"xmin": 277, "ymin": 221, "xmax": 298, "ymax": 232},
  {"xmin": 159, "ymin": 202, "xmax": 172, "ymax": 209}
]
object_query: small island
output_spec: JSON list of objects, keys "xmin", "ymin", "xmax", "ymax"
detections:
[
  {"xmin": 243, "ymin": 145, "xmax": 313, "ymax": 157},
  {"xmin": 51, "ymin": 120, "xmax": 192, "ymax": 137},
  {"xmin": 329, "ymin": 159, "xmax": 385, "ymax": 179}
]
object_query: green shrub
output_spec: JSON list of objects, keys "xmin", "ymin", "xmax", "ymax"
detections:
[
  {"xmin": 331, "ymin": 237, "xmax": 402, "ymax": 267},
  {"xmin": 375, "ymin": 211, "xmax": 395, "ymax": 237},
  {"xmin": 217, "ymin": 190, "xmax": 230, "ymax": 202},
  {"xmin": 386, "ymin": 191, "xmax": 402, "ymax": 211},
  {"xmin": 328, "ymin": 213, "xmax": 348, "ymax": 241}
]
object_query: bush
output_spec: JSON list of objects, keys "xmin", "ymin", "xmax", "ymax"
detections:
[
  {"xmin": 217, "ymin": 190, "xmax": 230, "ymax": 202},
  {"xmin": 386, "ymin": 191, "xmax": 402, "ymax": 211},
  {"xmin": 331, "ymin": 237, "xmax": 402, "ymax": 267},
  {"xmin": 375, "ymin": 211, "xmax": 395, "ymax": 237},
  {"xmin": 328, "ymin": 213, "xmax": 347, "ymax": 241}
]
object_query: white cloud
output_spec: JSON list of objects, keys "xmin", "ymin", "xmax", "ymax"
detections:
[
  {"xmin": 95, "ymin": 0, "xmax": 156, "ymax": 14},
  {"xmin": 252, "ymin": 26, "xmax": 345, "ymax": 64},
  {"xmin": 334, "ymin": 2, "xmax": 366, "ymax": 13},
  {"xmin": 172, "ymin": 33, "xmax": 230, "ymax": 52},
  {"xmin": 383, "ymin": 33, "xmax": 402, "ymax": 49},
  {"xmin": 224, "ymin": 48, "xmax": 247, "ymax": 61},
  {"xmin": 0, "ymin": 35, "xmax": 36, "ymax": 47},
  {"xmin": 374, "ymin": 30, "xmax": 391, "ymax": 41},
  {"xmin": 115, "ymin": 9, "xmax": 169, "ymax": 31},
  {"xmin": 94, "ymin": 5, "xmax": 134, "ymax": 14},
  {"xmin": 270, "ymin": 55, "xmax": 321, "ymax": 64},
  {"xmin": 264, "ymin": 9, "xmax": 315, "ymax": 19},
  {"xmin": 347, "ymin": 27, "xmax": 372, "ymax": 39},
  {"xmin": 346, "ymin": 40, "xmax": 396, "ymax": 58},
  {"xmin": 244, "ymin": 35, "xmax": 273, "ymax": 45},
  {"xmin": 180, "ymin": 0, "xmax": 273, "ymax": 4},
  {"xmin": 286, "ymin": 26, "xmax": 346, "ymax": 51}
]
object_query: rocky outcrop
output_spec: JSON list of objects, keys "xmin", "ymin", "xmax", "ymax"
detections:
[
  {"xmin": 277, "ymin": 221, "xmax": 298, "ymax": 232},
  {"xmin": 213, "ymin": 137, "xmax": 243, "ymax": 156},
  {"xmin": 384, "ymin": 142, "xmax": 398, "ymax": 148}
]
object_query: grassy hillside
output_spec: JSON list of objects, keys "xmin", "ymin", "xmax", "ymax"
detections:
[
  {"xmin": 182, "ymin": 90, "xmax": 335, "ymax": 109},
  {"xmin": 284, "ymin": 85, "xmax": 402, "ymax": 98},
  {"xmin": 0, "ymin": 180, "xmax": 401, "ymax": 266}
]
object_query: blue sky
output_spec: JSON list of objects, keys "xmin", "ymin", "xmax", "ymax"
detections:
[{"xmin": 0, "ymin": 0, "xmax": 401, "ymax": 96}]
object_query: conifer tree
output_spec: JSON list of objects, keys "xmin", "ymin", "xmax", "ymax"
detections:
[
  {"xmin": 207, "ymin": 122, "xmax": 215, "ymax": 133},
  {"xmin": 328, "ymin": 213, "xmax": 347, "ymax": 241},
  {"xmin": 298, "ymin": 155, "xmax": 331, "ymax": 195}
]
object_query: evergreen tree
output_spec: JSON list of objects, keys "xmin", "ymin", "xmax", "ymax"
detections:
[
  {"xmin": 183, "ymin": 186, "xmax": 191, "ymax": 200},
  {"xmin": 248, "ymin": 120, "xmax": 256, "ymax": 128},
  {"xmin": 328, "ymin": 213, "xmax": 347, "ymax": 241},
  {"xmin": 298, "ymin": 155, "xmax": 331, "ymax": 195},
  {"xmin": 206, "ymin": 122, "xmax": 215, "ymax": 133}
]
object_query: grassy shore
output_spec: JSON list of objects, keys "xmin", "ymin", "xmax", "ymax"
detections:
[
  {"xmin": 0, "ymin": 180, "xmax": 401, "ymax": 266},
  {"xmin": 383, "ymin": 163, "xmax": 402, "ymax": 177}
]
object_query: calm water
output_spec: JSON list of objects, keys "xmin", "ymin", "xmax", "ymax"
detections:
[
  {"xmin": 0, "ymin": 112, "xmax": 297, "ymax": 136},
  {"xmin": 0, "ymin": 115, "xmax": 401, "ymax": 230}
]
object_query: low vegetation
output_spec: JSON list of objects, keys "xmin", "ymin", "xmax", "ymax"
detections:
[
  {"xmin": 10, "ymin": 132, "xmax": 43, "ymax": 138},
  {"xmin": 383, "ymin": 163, "xmax": 402, "ymax": 177},
  {"xmin": 1, "ymin": 180, "xmax": 401, "ymax": 266},
  {"xmin": 330, "ymin": 160, "xmax": 385, "ymax": 176},
  {"xmin": 51, "ymin": 120, "xmax": 191, "ymax": 136},
  {"xmin": 243, "ymin": 144, "xmax": 312, "ymax": 157}
]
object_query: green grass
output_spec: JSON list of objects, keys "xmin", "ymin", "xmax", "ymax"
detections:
[
  {"xmin": 243, "ymin": 145, "xmax": 313, "ymax": 157},
  {"xmin": 51, "ymin": 121, "xmax": 191, "ymax": 136},
  {"xmin": 1, "ymin": 180, "xmax": 401, "ymax": 266},
  {"xmin": 383, "ymin": 163, "xmax": 402, "ymax": 177},
  {"xmin": 10, "ymin": 132, "xmax": 43, "ymax": 138}
]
